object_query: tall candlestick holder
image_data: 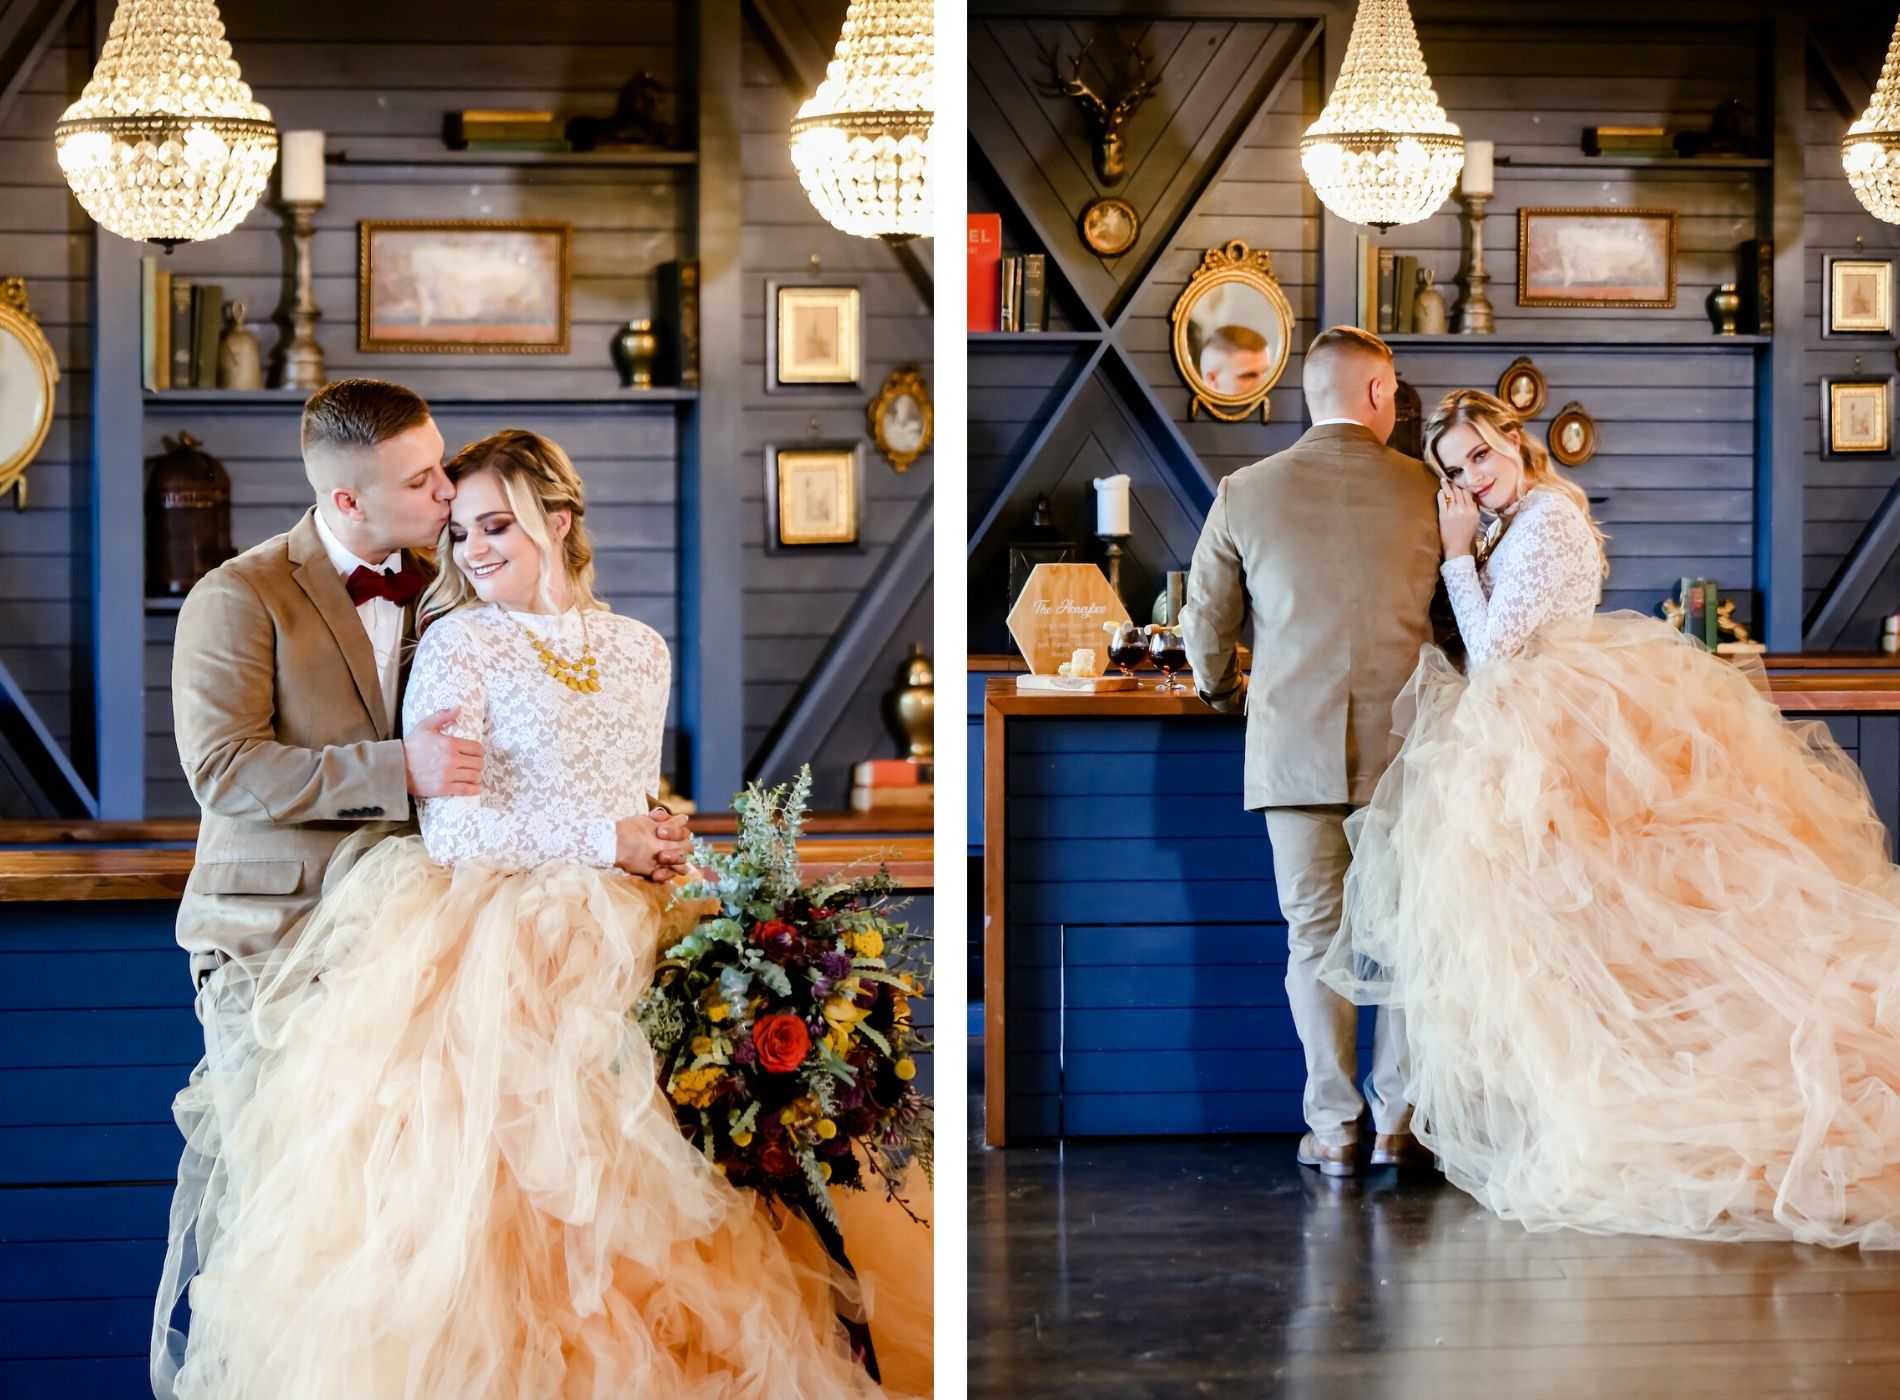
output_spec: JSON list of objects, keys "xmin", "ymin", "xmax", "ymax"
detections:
[
  {"xmin": 1454, "ymin": 191, "xmax": 1495, "ymax": 335},
  {"xmin": 275, "ymin": 199, "xmax": 325, "ymax": 389},
  {"xmin": 1098, "ymin": 532, "xmax": 1130, "ymax": 602}
]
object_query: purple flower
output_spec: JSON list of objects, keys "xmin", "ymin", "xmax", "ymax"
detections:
[
  {"xmin": 731, "ymin": 1036, "xmax": 758, "ymax": 1067},
  {"xmin": 810, "ymin": 975, "xmax": 833, "ymax": 998},
  {"xmin": 820, "ymin": 950, "xmax": 852, "ymax": 981},
  {"xmin": 837, "ymin": 1082, "xmax": 866, "ymax": 1112}
]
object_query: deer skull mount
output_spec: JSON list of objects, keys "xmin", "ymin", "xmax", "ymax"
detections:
[{"xmin": 1041, "ymin": 40, "xmax": 1162, "ymax": 186}]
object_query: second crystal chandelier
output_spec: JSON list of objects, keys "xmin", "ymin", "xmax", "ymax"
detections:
[
  {"xmin": 789, "ymin": 0, "xmax": 934, "ymax": 243},
  {"xmin": 1300, "ymin": 0, "xmax": 1464, "ymax": 232}
]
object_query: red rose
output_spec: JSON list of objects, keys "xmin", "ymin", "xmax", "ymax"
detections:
[
  {"xmin": 752, "ymin": 1013, "xmax": 811, "ymax": 1073},
  {"xmin": 759, "ymin": 1143, "xmax": 796, "ymax": 1177},
  {"xmin": 754, "ymin": 919, "xmax": 796, "ymax": 942}
]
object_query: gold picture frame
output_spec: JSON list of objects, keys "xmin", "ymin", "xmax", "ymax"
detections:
[
  {"xmin": 1517, "ymin": 208, "xmax": 1678, "ymax": 309},
  {"xmin": 1079, "ymin": 197, "xmax": 1139, "ymax": 257},
  {"xmin": 1547, "ymin": 401, "xmax": 1598, "ymax": 466},
  {"xmin": 1168, "ymin": 240, "xmax": 1294, "ymax": 423},
  {"xmin": 768, "ymin": 282, "xmax": 863, "ymax": 390},
  {"xmin": 358, "ymin": 220, "xmax": 570, "ymax": 353},
  {"xmin": 0, "ymin": 278, "xmax": 59, "ymax": 511},
  {"xmin": 1496, "ymin": 356, "xmax": 1547, "ymax": 419},
  {"xmin": 1823, "ymin": 377, "xmax": 1893, "ymax": 457},
  {"xmin": 766, "ymin": 444, "xmax": 862, "ymax": 548},
  {"xmin": 868, "ymin": 364, "xmax": 933, "ymax": 473},
  {"xmin": 1824, "ymin": 257, "xmax": 1894, "ymax": 336}
]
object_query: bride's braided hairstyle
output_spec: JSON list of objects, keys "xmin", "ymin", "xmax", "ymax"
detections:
[
  {"xmin": 417, "ymin": 429, "xmax": 606, "ymax": 634},
  {"xmin": 1422, "ymin": 388, "xmax": 1609, "ymax": 578}
]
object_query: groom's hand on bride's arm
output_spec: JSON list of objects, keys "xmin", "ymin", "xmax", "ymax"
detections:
[{"xmin": 404, "ymin": 707, "xmax": 484, "ymax": 797}]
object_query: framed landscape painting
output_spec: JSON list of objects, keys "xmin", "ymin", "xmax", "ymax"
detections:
[
  {"xmin": 1517, "ymin": 208, "xmax": 1678, "ymax": 309},
  {"xmin": 359, "ymin": 220, "xmax": 570, "ymax": 353}
]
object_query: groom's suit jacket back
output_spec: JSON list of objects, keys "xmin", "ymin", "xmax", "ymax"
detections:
[
  {"xmin": 171, "ymin": 508, "xmax": 429, "ymax": 960},
  {"xmin": 1180, "ymin": 422, "xmax": 1442, "ymax": 810}
]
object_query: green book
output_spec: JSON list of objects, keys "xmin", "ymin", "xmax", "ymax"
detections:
[
  {"xmin": 192, "ymin": 282, "xmax": 223, "ymax": 389},
  {"xmin": 1395, "ymin": 255, "xmax": 1419, "ymax": 333},
  {"xmin": 1376, "ymin": 249, "xmax": 1396, "ymax": 334},
  {"xmin": 169, "ymin": 275, "xmax": 193, "ymax": 389}
]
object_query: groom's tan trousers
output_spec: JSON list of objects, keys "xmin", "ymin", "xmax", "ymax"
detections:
[{"xmin": 1264, "ymin": 804, "xmax": 1409, "ymax": 1146}]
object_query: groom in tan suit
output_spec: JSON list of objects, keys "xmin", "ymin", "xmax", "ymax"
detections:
[
  {"xmin": 172, "ymin": 379, "xmax": 481, "ymax": 989},
  {"xmin": 1181, "ymin": 327, "xmax": 1442, "ymax": 1176}
]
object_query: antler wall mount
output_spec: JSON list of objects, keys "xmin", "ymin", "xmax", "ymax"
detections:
[{"xmin": 1039, "ymin": 39, "xmax": 1162, "ymax": 185}]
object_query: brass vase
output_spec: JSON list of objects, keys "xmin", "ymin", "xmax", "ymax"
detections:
[
  {"xmin": 1708, "ymin": 283, "xmax": 1742, "ymax": 336},
  {"xmin": 885, "ymin": 643, "xmax": 933, "ymax": 762}
]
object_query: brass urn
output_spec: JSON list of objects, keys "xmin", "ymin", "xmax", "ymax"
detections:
[{"xmin": 885, "ymin": 642, "xmax": 933, "ymax": 762}]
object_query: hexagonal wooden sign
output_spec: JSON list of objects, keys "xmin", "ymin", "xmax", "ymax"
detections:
[{"xmin": 1006, "ymin": 562, "xmax": 1131, "ymax": 674}]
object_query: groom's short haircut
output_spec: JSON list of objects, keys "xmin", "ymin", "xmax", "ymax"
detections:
[
  {"xmin": 1302, "ymin": 325, "xmax": 1392, "ymax": 400},
  {"xmin": 301, "ymin": 379, "xmax": 432, "ymax": 456}
]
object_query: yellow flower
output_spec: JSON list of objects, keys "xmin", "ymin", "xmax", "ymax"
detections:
[
  {"xmin": 820, "ymin": 1162, "xmax": 833, "ymax": 1181},
  {"xmin": 847, "ymin": 927, "xmax": 884, "ymax": 959},
  {"xmin": 731, "ymin": 1129, "xmax": 754, "ymax": 1148},
  {"xmin": 690, "ymin": 1036, "xmax": 715, "ymax": 1058},
  {"xmin": 707, "ymin": 1004, "xmax": 730, "ymax": 1023},
  {"xmin": 894, "ymin": 1058, "xmax": 917, "ymax": 1082},
  {"xmin": 824, "ymin": 992, "xmax": 868, "ymax": 1026},
  {"xmin": 670, "ymin": 1066, "xmax": 724, "ymax": 1108},
  {"xmin": 826, "ymin": 1024, "xmax": 854, "ymax": 1054},
  {"xmin": 816, "ymin": 1118, "xmax": 837, "ymax": 1140}
]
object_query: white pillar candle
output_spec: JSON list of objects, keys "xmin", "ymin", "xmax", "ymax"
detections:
[
  {"xmin": 1093, "ymin": 473, "xmax": 1131, "ymax": 536},
  {"xmin": 1461, "ymin": 140, "xmax": 1493, "ymax": 197},
  {"xmin": 280, "ymin": 130, "xmax": 326, "ymax": 204}
]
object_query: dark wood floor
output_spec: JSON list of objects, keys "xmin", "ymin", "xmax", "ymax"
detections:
[{"xmin": 968, "ymin": 1040, "xmax": 1900, "ymax": 1399}]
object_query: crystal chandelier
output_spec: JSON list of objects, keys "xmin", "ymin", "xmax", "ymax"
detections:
[
  {"xmin": 1845, "ymin": 14, "xmax": 1900, "ymax": 224},
  {"xmin": 54, "ymin": 0, "xmax": 278, "ymax": 249},
  {"xmin": 1300, "ymin": 0, "xmax": 1464, "ymax": 232},
  {"xmin": 789, "ymin": 0, "xmax": 933, "ymax": 244}
]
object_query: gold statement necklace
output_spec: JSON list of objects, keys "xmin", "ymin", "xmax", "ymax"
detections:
[{"xmin": 500, "ymin": 603, "xmax": 600, "ymax": 694}]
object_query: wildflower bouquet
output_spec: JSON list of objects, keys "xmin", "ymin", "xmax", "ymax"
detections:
[{"xmin": 633, "ymin": 765, "xmax": 932, "ymax": 1374}]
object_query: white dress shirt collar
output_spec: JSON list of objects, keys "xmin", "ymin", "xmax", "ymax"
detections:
[
  {"xmin": 313, "ymin": 508, "xmax": 399, "ymax": 578},
  {"xmin": 1311, "ymin": 416, "xmax": 1372, "ymax": 430}
]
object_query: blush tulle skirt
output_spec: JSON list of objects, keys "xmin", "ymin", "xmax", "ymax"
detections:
[
  {"xmin": 1320, "ymin": 611, "xmax": 1900, "ymax": 1248},
  {"xmin": 150, "ymin": 836, "xmax": 931, "ymax": 1398}
]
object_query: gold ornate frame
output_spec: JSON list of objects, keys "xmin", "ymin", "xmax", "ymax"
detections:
[
  {"xmin": 0, "ymin": 278, "xmax": 59, "ymax": 510},
  {"xmin": 1547, "ymin": 401, "xmax": 1599, "ymax": 467},
  {"xmin": 1822, "ymin": 377, "xmax": 1893, "ymax": 458},
  {"xmin": 1168, "ymin": 240, "xmax": 1294, "ymax": 423},
  {"xmin": 1496, "ymin": 355, "xmax": 1547, "ymax": 419},
  {"xmin": 1517, "ymin": 207, "xmax": 1678, "ymax": 309},
  {"xmin": 867, "ymin": 363, "xmax": 933, "ymax": 473},
  {"xmin": 358, "ymin": 220, "xmax": 571, "ymax": 354}
]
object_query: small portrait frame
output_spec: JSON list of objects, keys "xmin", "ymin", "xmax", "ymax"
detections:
[
  {"xmin": 765, "ymin": 442, "xmax": 864, "ymax": 550},
  {"xmin": 357, "ymin": 220, "xmax": 570, "ymax": 354},
  {"xmin": 1517, "ymin": 207, "xmax": 1678, "ymax": 309},
  {"xmin": 1547, "ymin": 401, "xmax": 1598, "ymax": 467},
  {"xmin": 766, "ymin": 281, "xmax": 863, "ymax": 392},
  {"xmin": 1823, "ymin": 257, "xmax": 1895, "ymax": 337},
  {"xmin": 1079, "ymin": 197, "xmax": 1140, "ymax": 257},
  {"xmin": 1823, "ymin": 377, "xmax": 1893, "ymax": 457},
  {"xmin": 1496, "ymin": 356, "xmax": 1548, "ymax": 419},
  {"xmin": 868, "ymin": 364, "xmax": 933, "ymax": 473}
]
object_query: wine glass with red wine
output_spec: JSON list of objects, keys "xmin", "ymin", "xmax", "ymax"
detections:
[
  {"xmin": 1107, "ymin": 621, "xmax": 1147, "ymax": 680},
  {"xmin": 1148, "ymin": 623, "xmax": 1188, "ymax": 693}
]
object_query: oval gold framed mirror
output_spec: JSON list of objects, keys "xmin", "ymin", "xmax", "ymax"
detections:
[
  {"xmin": 1169, "ymin": 240, "xmax": 1294, "ymax": 423},
  {"xmin": 0, "ymin": 279, "xmax": 58, "ymax": 511}
]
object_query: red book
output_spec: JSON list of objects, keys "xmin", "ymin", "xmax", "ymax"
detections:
[
  {"xmin": 852, "ymin": 759, "xmax": 932, "ymax": 787},
  {"xmin": 968, "ymin": 214, "xmax": 1001, "ymax": 332}
]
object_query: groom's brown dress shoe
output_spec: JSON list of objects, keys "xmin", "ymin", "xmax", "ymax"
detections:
[
  {"xmin": 1370, "ymin": 1131, "xmax": 1436, "ymax": 1170},
  {"xmin": 1296, "ymin": 1132, "xmax": 1358, "ymax": 1177}
]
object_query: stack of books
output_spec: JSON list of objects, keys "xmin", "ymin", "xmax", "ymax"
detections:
[
  {"xmin": 140, "ymin": 258, "xmax": 231, "ymax": 391},
  {"xmin": 1355, "ymin": 238, "xmax": 1435, "ymax": 334},
  {"xmin": 849, "ymin": 759, "xmax": 934, "ymax": 815},
  {"xmin": 965, "ymin": 215, "xmax": 1046, "ymax": 333},
  {"xmin": 444, "ymin": 108, "xmax": 569, "ymax": 152},
  {"xmin": 1582, "ymin": 125, "xmax": 1674, "ymax": 158}
]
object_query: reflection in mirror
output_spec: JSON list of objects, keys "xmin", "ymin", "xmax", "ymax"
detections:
[{"xmin": 1169, "ymin": 241, "xmax": 1294, "ymax": 423}]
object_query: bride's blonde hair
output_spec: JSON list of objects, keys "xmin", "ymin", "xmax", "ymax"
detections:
[
  {"xmin": 417, "ymin": 429, "xmax": 607, "ymax": 633},
  {"xmin": 1423, "ymin": 388, "xmax": 1609, "ymax": 578}
]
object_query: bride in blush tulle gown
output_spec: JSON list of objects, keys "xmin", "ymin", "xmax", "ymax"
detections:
[
  {"xmin": 1320, "ymin": 388, "xmax": 1900, "ymax": 1250},
  {"xmin": 152, "ymin": 430, "xmax": 929, "ymax": 1398}
]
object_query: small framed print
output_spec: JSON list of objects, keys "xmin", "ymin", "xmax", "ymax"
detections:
[
  {"xmin": 1824, "ymin": 257, "xmax": 1894, "ymax": 337},
  {"xmin": 358, "ymin": 220, "xmax": 570, "ymax": 353},
  {"xmin": 1547, "ymin": 401, "xmax": 1598, "ymax": 466},
  {"xmin": 1496, "ymin": 356, "xmax": 1547, "ymax": 419},
  {"xmin": 868, "ymin": 364, "xmax": 933, "ymax": 473},
  {"xmin": 1823, "ymin": 377, "xmax": 1893, "ymax": 457},
  {"xmin": 1079, "ymin": 197, "xmax": 1139, "ymax": 257},
  {"xmin": 767, "ymin": 282, "xmax": 862, "ymax": 391},
  {"xmin": 765, "ymin": 443, "xmax": 863, "ymax": 549}
]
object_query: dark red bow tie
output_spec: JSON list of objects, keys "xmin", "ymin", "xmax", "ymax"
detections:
[{"xmin": 345, "ymin": 562, "xmax": 425, "ymax": 607}]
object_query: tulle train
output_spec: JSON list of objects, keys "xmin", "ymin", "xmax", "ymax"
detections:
[
  {"xmin": 153, "ymin": 835, "xmax": 929, "ymax": 1397},
  {"xmin": 1321, "ymin": 611, "xmax": 1900, "ymax": 1248}
]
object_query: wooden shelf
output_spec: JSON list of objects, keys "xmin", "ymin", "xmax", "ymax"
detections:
[
  {"xmin": 144, "ymin": 388, "xmax": 699, "ymax": 406},
  {"xmin": 968, "ymin": 331, "xmax": 1102, "ymax": 344},
  {"xmin": 1496, "ymin": 154, "xmax": 1770, "ymax": 170},
  {"xmin": 330, "ymin": 147, "xmax": 698, "ymax": 169},
  {"xmin": 1382, "ymin": 333, "xmax": 1769, "ymax": 349}
]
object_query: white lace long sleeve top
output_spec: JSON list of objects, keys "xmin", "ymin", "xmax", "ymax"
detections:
[
  {"xmin": 400, "ymin": 603, "xmax": 669, "ymax": 869},
  {"xmin": 1442, "ymin": 486, "xmax": 1603, "ymax": 667}
]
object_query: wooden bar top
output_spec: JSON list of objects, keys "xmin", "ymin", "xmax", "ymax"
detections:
[
  {"xmin": 983, "ymin": 669, "xmax": 1900, "ymax": 714},
  {"xmin": 0, "ymin": 836, "xmax": 933, "ymax": 902}
]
